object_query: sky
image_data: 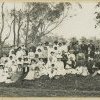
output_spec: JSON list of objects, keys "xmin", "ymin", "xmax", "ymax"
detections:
[
  {"xmin": 53, "ymin": 2, "xmax": 100, "ymax": 39},
  {"xmin": 0, "ymin": 2, "xmax": 99, "ymax": 45}
]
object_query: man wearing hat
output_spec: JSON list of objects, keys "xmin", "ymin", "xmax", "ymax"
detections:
[{"xmin": 61, "ymin": 50, "xmax": 68, "ymax": 69}]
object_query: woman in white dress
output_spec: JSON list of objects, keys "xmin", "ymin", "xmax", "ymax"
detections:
[
  {"xmin": 25, "ymin": 59, "xmax": 37, "ymax": 80},
  {"xmin": 55, "ymin": 55, "xmax": 66, "ymax": 76},
  {"xmin": 0, "ymin": 64, "xmax": 7, "ymax": 82},
  {"xmin": 37, "ymin": 58, "xmax": 48, "ymax": 76}
]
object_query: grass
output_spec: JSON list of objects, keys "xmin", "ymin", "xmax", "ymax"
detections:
[{"xmin": 0, "ymin": 74, "xmax": 100, "ymax": 96}]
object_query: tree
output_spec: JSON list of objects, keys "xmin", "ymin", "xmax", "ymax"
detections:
[
  {"xmin": 0, "ymin": 2, "xmax": 13, "ymax": 54},
  {"xmin": 10, "ymin": 6, "xmax": 24, "ymax": 47},
  {"xmin": 94, "ymin": 2, "xmax": 100, "ymax": 28},
  {"xmin": 24, "ymin": 2, "xmax": 77, "ymax": 46}
]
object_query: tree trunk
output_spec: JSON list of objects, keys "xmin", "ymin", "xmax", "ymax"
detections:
[
  {"xmin": 17, "ymin": 15, "xmax": 21, "ymax": 47},
  {"xmin": 25, "ymin": 13, "xmax": 29, "ymax": 48},
  {"xmin": 13, "ymin": 5, "xmax": 16, "ymax": 47}
]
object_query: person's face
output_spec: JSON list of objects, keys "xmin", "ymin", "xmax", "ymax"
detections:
[
  {"xmin": 59, "ymin": 43, "xmax": 62, "ymax": 47},
  {"xmin": 10, "ymin": 56, "xmax": 13, "ymax": 60},
  {"xmin": 62, "ymin": 51, "xmax": 65, "ymax": 54},
  {"xmin": 24, "ymin": 58, "xmax": 28, "ymax": 61},
  {"xmin": 69, "ymin": 51, "xmax": 73, "ymax": 54},
  {"xmin": 82, "ymin": 41, "xmax": 85, "ymax": 44},
  {"xmin": 11, "ymin": 51, "xmax": 15, "ymax": 54},
  {"xmin": 39, "ymin": 58, "xmax": 43, "ymax": 62},
  {"xmin": 51, "ymin": 64, "xmax": 55, "ymax": 68},
  {"xmin": 38, "ymin": 49, "xmax": 41, "ymax": 52},
  {"xmin": 31, "ymin": 60, "xmax": 35, "ymax": 64},
  {"xmin": 18, "ymin": 58, "xmax": 22, "ymax": 61},
  {"xmin": 57, "ymin": 58, "xmax": 61, "ymax": 61},
  {"xmin": 18, "ymin": 48, "xmax": 21, "ymax": 51},
  {"xmin": 44, "ymin": 47, "xmax": 47, "ymax": 50},
  {"xmin": 51, "ymin": 52, "xmax": 54, "ymax": 56}
]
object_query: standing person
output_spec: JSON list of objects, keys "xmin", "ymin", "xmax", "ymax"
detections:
[
  {"xmin": 1, "ymin": 54, "xmax": 8, "ymax": 64},
  {"xmin": 9, "ymin": 46, "xmax": 15, "ymax": 56},
  {"xmin": 28, "ymin": 48, "xmax": 35, "ymax": 63},
  {"xmin": 53, "ymin": 41, "xmax": 58, "ymax": 49},
  {"xmin": 22, "ymin": 56, "xmax": 29, "ymax": 78},
  {"xmin": 48, "ymin": 51, "xmax": 57, "ymax": 66},
  {"xmin": 76, "ymin": 50, "xmax": 89, "ymax": 76},
  {"xmin": 36, "ymin": 43, "xmax": 44, "ymax": 52},
  {"xmin": 25, "ymin": 59, "xmax": 37, "ymax": 80},
  {"xmin": 92, "ymin": 48, "xmax": 100, "ymax": 76},
  {"xmin": 16, "ymin": 47, "xmax": 26, "ymax": 60},
  {"xmin": 56, "ymin": 55, "xmax": 66, "ymax": 76},
  {"xmin": 7, "ymin": 56, "xmax": 14, "ymax": 68},
  {"xmin": 35, "ymin": 48, "xmax": 43, "ymax": 59},
  {"xmin": 42, "ymin": 46, "xmax": 48, "ymax": 64},
  {"xmin": 61, "ymin": 50, "xmax": 68, "ymax": 69},
  {"xmin": 68, "ymin": 50, "xmax": 76, "ymax": 64},
  {"xmin": 73, "ymin": 41, "xmax": 80, "ymax": 56},
  {"xmin": 48, "ymin": 64, "xmax": 57, "ymax": 79},
  {"xmin": 58, "ymin": 42, "xmax": 63, "ymax": 55},
  {"xmin": 0, "ymin": 64, "xmax": 6, "ymax": 83},
  {"xmin": 62, "ymin": 42, "xmax": 68, "ymax": 53},
  {"xmin": 80, "ymin": 41, "xmax": 88, "ymax": 59},
  {"xmin": 87, "ymin": 40, "xmax": 95, "ymax": 60}
]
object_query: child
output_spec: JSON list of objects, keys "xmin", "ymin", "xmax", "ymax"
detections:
[
  {"xmin": 34, "ymin": 66, "xmax": 41, "ymax": 79},
  {"xmin": 17, "ymin": 57, "xmax": 23, "ymax": 72},
  {"xmin": 48, "ymin": 64, "xmax": 57, "ymax": 79},
  {"xmin": 23, "ymin": 57, "xmax": 29, "ymax": 78}
]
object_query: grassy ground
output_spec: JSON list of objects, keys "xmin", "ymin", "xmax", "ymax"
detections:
[{"xmin": 1, "ymin": 74, "xmax": 100, "ymax": 97}]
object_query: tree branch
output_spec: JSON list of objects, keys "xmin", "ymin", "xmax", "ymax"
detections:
[
  {"xmin": 0, "ymin": 2, "xmax": 5, "ymax": 43},
  {"xmin": 2, "ymin": 20, "xmax": 14, "ymax": 44},
  {"xmin": 42, "ymin": 12, "xmax": 68, "ymax": 36}
]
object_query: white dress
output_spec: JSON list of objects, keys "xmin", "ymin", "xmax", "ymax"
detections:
[
  {"xmin": 55, "ymin": 61, "xmax": 66, "ymax": 76},
  {"xmin": 24, "ymin": 64, "xmax": 36, "ymax": 80},
  {"xmin": 65, "ymin": 60, "xmax": 77, "ymax": 74},
  {"xmin": 76, "ymin": 66, "xmax": 89, "ymax": 76},
  {"xmin": 0, "ymin": 69, "xmax": 7, "ymax": 82},
  {"xmin": 16, "ymin": 50, "xmax": 25, "ymax": 59},
  {"xmin": 48, "ymin": 66, "xmax": 57, "ymax": 78},
  {"xmin": 37, "ymin": 61, "xmax": 48, "ymax": 76}
]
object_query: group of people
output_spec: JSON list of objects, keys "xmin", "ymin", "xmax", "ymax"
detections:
[{"xmin": 0, "ymin": 39, "xmax": 100, "ymax": 83}]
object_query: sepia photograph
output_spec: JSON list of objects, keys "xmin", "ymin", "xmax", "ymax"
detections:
[{"xmin": 0, "ymin": 1, "xmax": 100, "ymax": 97}]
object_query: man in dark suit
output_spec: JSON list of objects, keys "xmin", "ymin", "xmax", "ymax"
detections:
[{"xmin": 80, "ymin": 41, "xmax": 88, "ymax": 59}]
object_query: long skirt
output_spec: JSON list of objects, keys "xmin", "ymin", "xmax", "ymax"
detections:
[{"xmin": 24, "ymin": 70, "xmax": 35, "ymax": 80}]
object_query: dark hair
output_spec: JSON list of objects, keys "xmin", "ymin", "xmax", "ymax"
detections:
[
  {"xmin": 51, "ymin": 64, "xmax": 55, "ymax": 66},
  {"xmin": 54, "ymin": 47, "xmax": 57, "ymax": 50},
  {"xmin": 54, "ymin": 41, "xmax": 58, "ymax": 44},
  {"xmin": 31, "ymin": 59, "xmax": 36, "ymax": 62}
]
